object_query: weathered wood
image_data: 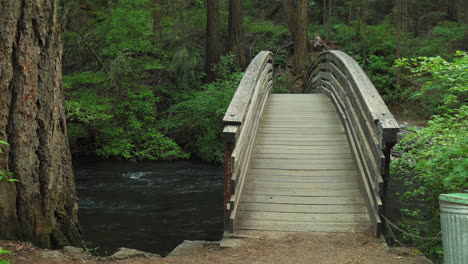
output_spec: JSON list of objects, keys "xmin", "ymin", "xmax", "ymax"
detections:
[
  {"xmin": 248, "ymin": 175, "xmax": 357, "ymax": 183},
  {"xmin": 239, "ymin": 212, "xmax": 370, "ymax": 222},
  {"xmin": 222, "ymin": 52, "xmax": 274, "ymax": 233},
  {"xmin": 303, "ymin": 50, "xmax": 399, "ymax": 237},
  {"xmin": 245, "ymin": 188, "xmax": 360, "ymax": 196},
  {"xmin": 252, "ymin": 158, "xmax": 354, "ymax": 165},
  {"xmin": 249, "ymin": 168, "xmax": 359, "ymax": 177},
  {"xmin": 242, "ymin": 195, "xmax": 365, "ymax": 205},
  {"xmin": 238, "ymin": 220, "xmax": 370, "ymax": 233},
  {"xmin": 240, "ymin": 203, "xmax": 368, "ymax": 214},
  {"xmin": 251, "ymin": 163, "xmax": 356, "ymax": 170},
  {"xmin": 247, "ymin": 181, "xmax": 360, "ymax": 189}
]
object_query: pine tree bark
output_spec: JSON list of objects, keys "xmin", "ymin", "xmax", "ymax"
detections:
[
  {"xmin": 294, "ymin": 0, "xmax": 308, "ymax": 75},
  {"xmin": 281, "ymin": 0, "xmax": 308, "ymax": 75},
  {"xmin": 229, "ymin": 0, "xmax": 246, "ymax": 68},
  {"xmin": 0, "ymin": 0, "xmax": 81, "ymax": 248},
  {"xmin": 206, "ymin": 0, "xmax": 221, "ymax": 81}
]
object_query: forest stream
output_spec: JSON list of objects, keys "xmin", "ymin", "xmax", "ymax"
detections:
[{"xmin": 73, "ymin": 160, "xmax": 224, "ymax": 256}]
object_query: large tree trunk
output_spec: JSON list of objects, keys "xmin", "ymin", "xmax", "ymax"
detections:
[
  {"xmin": 294, "ymin": 0, "xmax": 308, "ymax": 74},
  {"xmin": 0, "ymin": 0, "xmax": 81, "ymax": 248},
  {"xmin": 206, "ymin": 0, "xmax": 221, "ymax": 81},
  {"xmin": 229, "ymin": 0, "xmax": 247, "ymax": 68},
  {"xmin": 281, "ymin": 0, "xmax": 308, "ymax": 75}
]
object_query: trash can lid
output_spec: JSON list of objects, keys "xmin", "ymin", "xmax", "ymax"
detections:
[{"xmin": 439, "ymin": 193, "xmax": 468, "ymax": 205}]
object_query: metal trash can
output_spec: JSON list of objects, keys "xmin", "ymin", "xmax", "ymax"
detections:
[{"xmin": 439, "ymin": 193, "xmax": 468, "ymax": 264}]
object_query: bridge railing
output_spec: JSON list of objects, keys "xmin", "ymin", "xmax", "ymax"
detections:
[
  {"xmin": 304, "ymin": 50, "xmax": 400, "ymax": 237},
  {"xmin": 222, "ymin": 51, "xmax": 274, "ymax": 233}
]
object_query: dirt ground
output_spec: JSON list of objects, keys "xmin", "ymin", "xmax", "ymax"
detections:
[{"xmin": 1, "ymin": 232, "xmax": 432, "ymax": 264}]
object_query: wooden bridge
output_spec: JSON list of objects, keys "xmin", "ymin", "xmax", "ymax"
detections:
[{"xmin": 222, "ymin": 51, "xmax": 399, "ymax": 241}]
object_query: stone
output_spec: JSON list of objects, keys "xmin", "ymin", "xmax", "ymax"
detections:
[
  {"xmin": 168, "ymin": 240, "xmax": 219, "ymax": 257},
  {"xmin": 108, "ymin": 247, "xmax": 160, "ymax": 260},
  {"xmin": 40, "ymin": 250, "xmax": 67, "ymax": 261},
  {"xmin": 63, "ymin": 246, "xmax": 85, "ymax": 255}
]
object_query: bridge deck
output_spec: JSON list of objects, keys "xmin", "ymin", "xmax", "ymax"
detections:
[{"xmin": 237, "ymin": 94, "xmax": 371, "ymax": 233}]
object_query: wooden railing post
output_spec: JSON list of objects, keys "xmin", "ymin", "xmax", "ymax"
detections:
[
  {"xmin": 304, "ymin": 50, "xmax": 400, "ymax": 237},
  {"xmin": 222, "ymin": 128, "xmax": 236, "ymax": 231},
  {"xmin": 222, "ymin": 51, "xmax": 274, "ymax": 234}
]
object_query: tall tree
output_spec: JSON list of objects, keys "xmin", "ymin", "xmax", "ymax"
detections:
[
  {"xmin": 282, "ymin": 0, "xmax": 308, "ymax": 75},
  {"xmin": 206, "ymin": 0, "xmax": 221, "ymax": 81},
  {"xmin": 153, "ymin": 0, "xmax": 162, "ymax": 42},
  {"xmin": 229, "ymin": 0, "xmax": 247, "ymax": 68},
  {"xmin": 0, "ymin": 0, "xmax": 81, "ymax": 248}
]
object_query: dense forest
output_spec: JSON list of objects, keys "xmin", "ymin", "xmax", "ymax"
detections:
[
  {"xmin": 0, "ymin": 0, "xmax": 466, "ymax": 263},
  {"xmin": 60, "ymin": 0, "xmax": 466, "ymax": 163}
]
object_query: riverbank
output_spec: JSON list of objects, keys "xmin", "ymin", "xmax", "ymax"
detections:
[{"xmin": 1, "ymin": 232, "xmax": 432, "ymax": 264}]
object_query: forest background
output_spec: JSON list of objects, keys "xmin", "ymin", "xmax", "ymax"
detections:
[{"xmin": 6, "ymin": 0, "xmax": 464, "ymax": 262}]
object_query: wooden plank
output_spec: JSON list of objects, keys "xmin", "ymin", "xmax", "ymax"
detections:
[
  {"xmin": 244, "ymin": 187, "xmax": 360, "ymax": 197},
  {"xmin": 246, "ymin": 181, "xmax": 360, "ymax": 189},
  {"xmin": 252, "ymin": 153, "xmax": 352, "ymax": 160},
  {"xmin": 254, "ymin": 145, "xmax": 349, "ymax": 151},
  {"xmin": 249, "ymin": 168, "xmax": 359, "ymax": 177},
  {"xmin": 238, "ymin": 220, "xmax": 370, "ymax": 232},
  {"xmin": 242, "ymin": 195, "xmax": 365, "ymax": 205},
  {"xmin": 248, "ymin": 175, "xmax": 357, "ymax": 183},
  {"xmin": 253, "ymin": 148, "xmax": 351, "ymax": 154},
  {"xmin": 255, "ymin": 139, "xmax": 347, "ymax": 146},
  {"xmin": 257, "ymin": 129, "xmax": 345, "ymax": 135},
  {"xmin": 251, "ymin": 163, "xmax": 355, "ymax": 170},
  {"xmin": 239, "ymin": 212, "xmax": 370, "ymax": 222},
  {"xmin": 252, "ymin": 158, "xmax": 354, "ymax": 165},
  {"xmin": 223, "ymin": 51, "xmax": 273, "ymax": 125},
  {"xmin": 240, "ymin": 203, "xmax": 368, "ymax": 214}
]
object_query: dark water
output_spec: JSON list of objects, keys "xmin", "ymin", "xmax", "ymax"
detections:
[{"xmin": 74, "ymin": 160, "xmax": 224, "ymax": 256}]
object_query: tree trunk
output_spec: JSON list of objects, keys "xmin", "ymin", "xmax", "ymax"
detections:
[
  {"xmin": 229, "ymin": 0, "xmax": 246, "ymax": 68},
  {"xmin": 294, "ymin": 0, "xmax": 308, "ymax": 75},
  {"xmin": 0, "ymin": 0, "xmax": 81, "ymax": 248},
  {"xmin": 206, "ymin": 0, "xmax": 221, "ymax": 81},
  {"xmin": 281, "ymin": 0, "xmax": 308, "ymax": 75},
  {"xmin": 281, "ymin": 0, "xmax": 296, "ymax": 38},
  {"xmin": 153, "ymin": 0, "xmax": 162, "ymax": 42},
  {"xmin": 396, "ymin": 0, "xmax": 402, "ymax": 87}
]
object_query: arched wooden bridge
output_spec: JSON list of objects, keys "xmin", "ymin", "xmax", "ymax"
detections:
[{"xmin": 222, "ymin": 51, "xmax": 399, "ymax": 241}]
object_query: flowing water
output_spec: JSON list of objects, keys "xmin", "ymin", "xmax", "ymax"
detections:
[{"xmin": 74, "ymin": 159, "xmax": 224, "ymax": 256}]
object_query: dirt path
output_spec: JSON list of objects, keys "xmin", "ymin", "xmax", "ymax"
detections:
[{"xmin": 2, "ymin": 232, "xmax": 432, "ymax": 264}]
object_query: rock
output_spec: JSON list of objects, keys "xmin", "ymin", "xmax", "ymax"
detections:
[
  {"xmin": 63, "ymin": 246, "xmax": 84, "ymax": 255},
  {"xmin": 168, "ymin": 240, "xmax": 219, "ymax": 258},
  {"xmin": 40, "ymin": 250, "xmax": 67, "ymax": 261},
  {"xmin": 108, "ymin": 247, "xmax": 160, "ymax": 260}
]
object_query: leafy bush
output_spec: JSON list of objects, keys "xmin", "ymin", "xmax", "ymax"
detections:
[
  {"xmin": 169, "ymin": 56, "xmax": 243, "ymax": 163},
  {"xmin": 64, "ymin": 0, "xmax": 187, "ymax": 161},
  {"xmin": 391, "ymin": 109, "xmax": 467, "ymax": 259},
  {"xmin": 0, "ymin": 141, "xmax": 17, "ymax": 183},
  {"xmin": 0, "ymin": 246, "xmax": 11, "ymax": 264},
  {"xmin": 391, "ymin": 52, "xmax": 468, "ymax": 261},
  {"xmin": 395, "ymin": 51, "xmax": 468, "ymax": 117},
  {"xmin": 245, "ymin": 19, "xmax": 290, "ymax": 66}
]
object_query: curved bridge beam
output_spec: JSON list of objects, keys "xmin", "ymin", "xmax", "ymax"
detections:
[
  {"xmin": 222, "ymin": 51, "xmax": 274, "ymax": 233},
  {"xmin": 304, "ymin": 50, "xmax": 400, "ymax": 236}
]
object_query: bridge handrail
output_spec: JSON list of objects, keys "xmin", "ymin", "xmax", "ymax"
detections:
[
  {"xmin": 304, "ymin": 50, "xmax": 400, "ymax": 236},
  {"xmin": 222, "ymin": 51, "xmax": 274, "ymax": 232}
]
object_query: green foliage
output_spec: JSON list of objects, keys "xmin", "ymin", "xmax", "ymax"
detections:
[
  {"xmin": 0, "ymin": 246, "xmax": 11, "ymax": 264},
  {"xmin": 391, "ymin": 109, "xmax": 467, "ymax": 259},
  {"xmin": 391, "ymin": 52, "xmax": 468, "ymax": 260},
  {"xmin": 245, "ymin": 19, "xmax": 290, "ymax": 66},
  {"xmin": 64, "ymin": 0, "xmax": 187, "ymax": 161},
  {"xmin": 170, "ymin": 56, "xmax": 243, "ymax": 163},
  {"xmin": 273, "ymin": 72, "xmax": 294, "ymax": 93},
  {"xmin": 0, "ymin": 141, "xmax": 17, "ymax": 183},
  {"xmin": 395, "ymin": 51, "xmax": 468, "ymax": 117},
  {"xmin": 415, "ymin": 22, "xmax": 467, "ymax": 58}
]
